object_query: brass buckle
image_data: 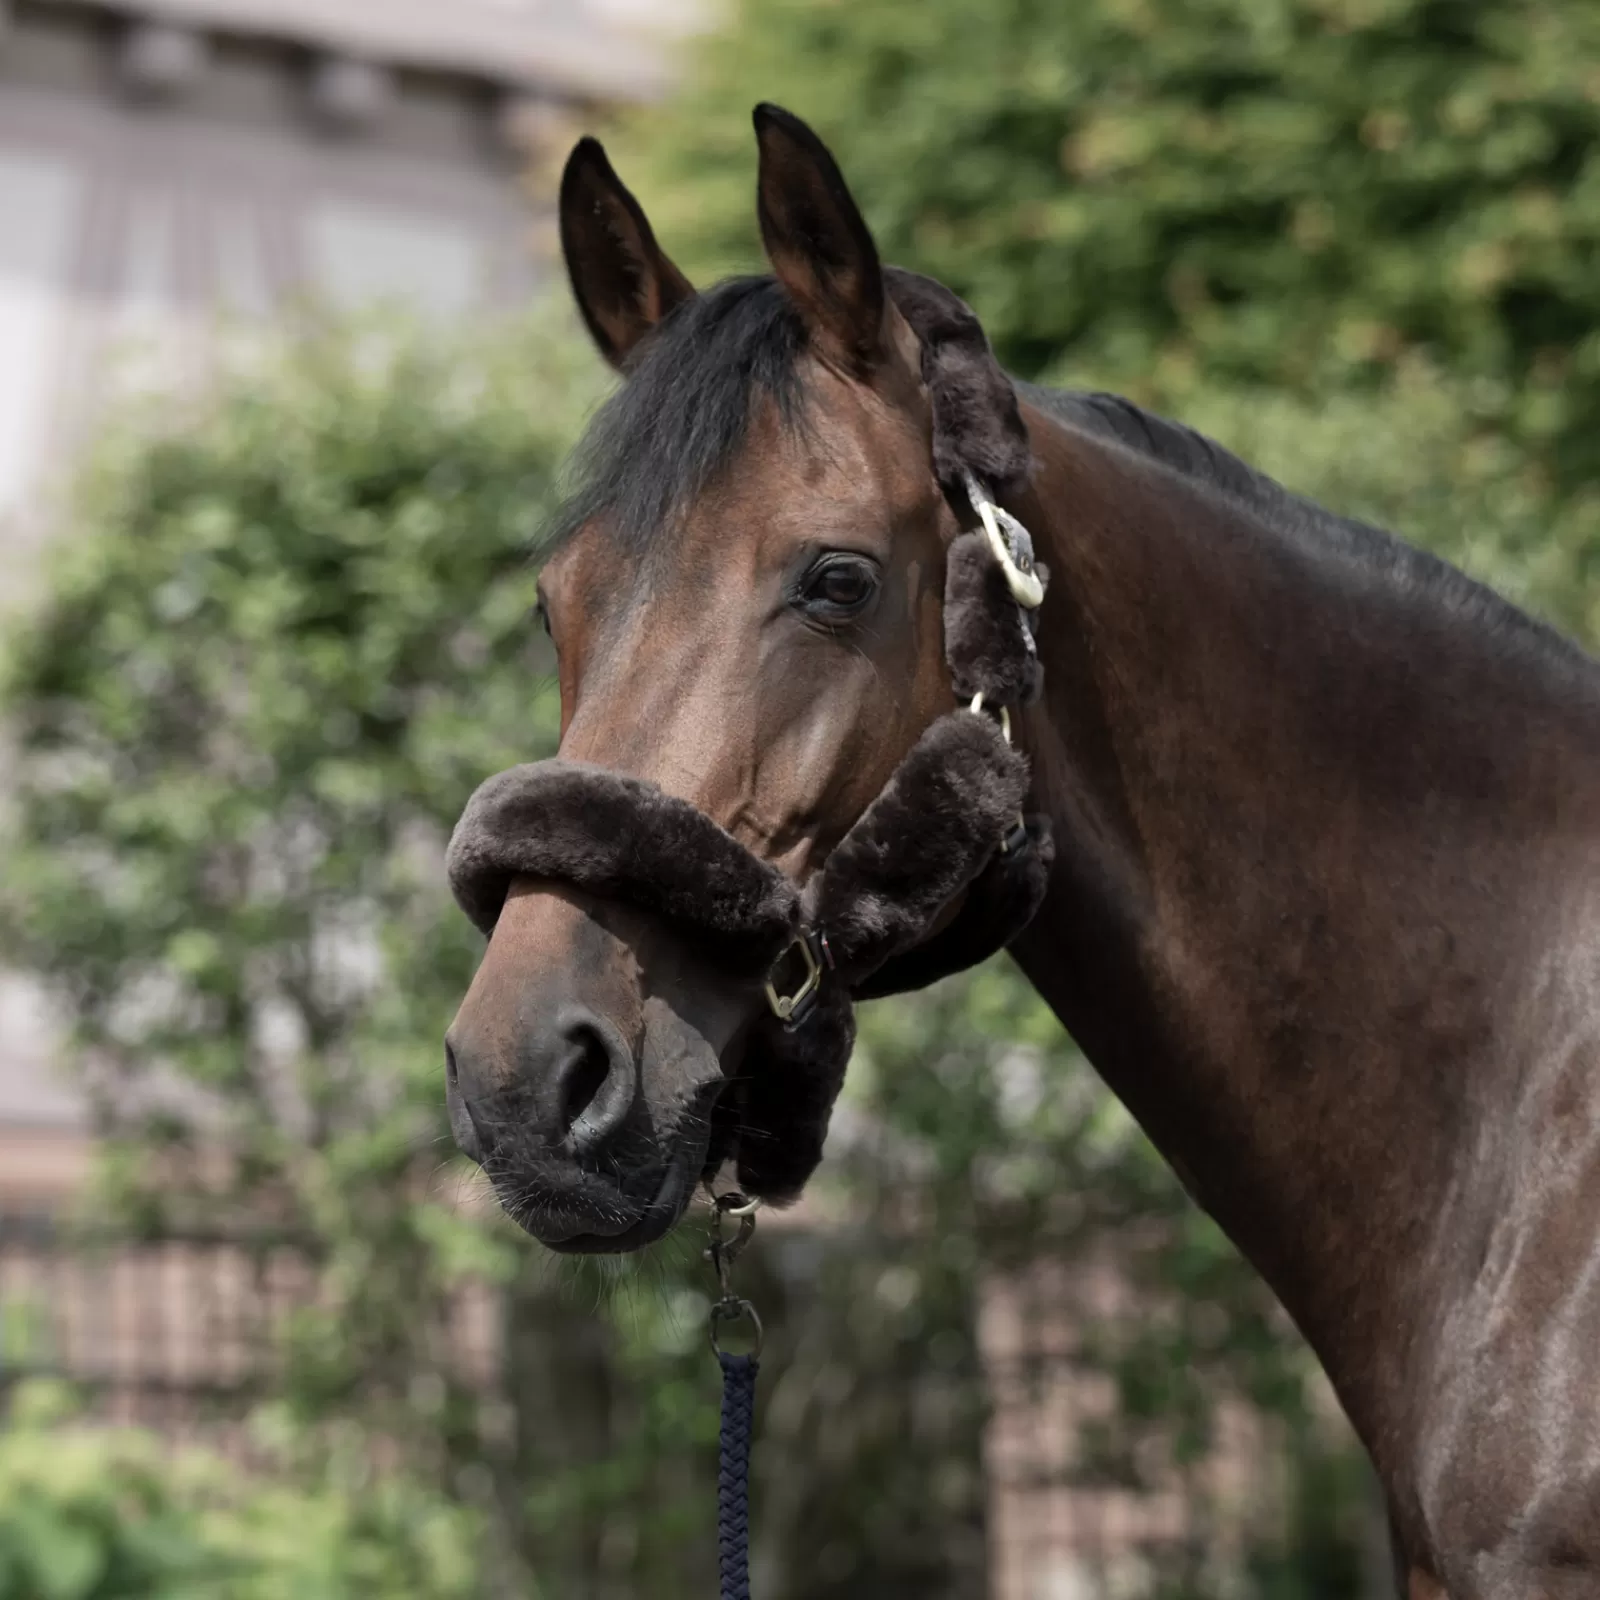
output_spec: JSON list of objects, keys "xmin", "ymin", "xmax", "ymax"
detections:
[
  {"xmin": 764, "ymin": 929, "xmax": 825, "ymax": 1028},
  {"xmin": 705, "ymin": 1190, "xmax": 764, "ymax": 1357}
]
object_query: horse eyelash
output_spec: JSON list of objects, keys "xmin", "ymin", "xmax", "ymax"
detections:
[{"xmin": 791, "ymin": 552, "xmax": 881, "ymax": 615}]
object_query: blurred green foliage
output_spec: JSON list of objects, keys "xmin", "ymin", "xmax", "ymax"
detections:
[
  {"xmin": 623, "ymin": 0, "xmax": 1600, "ymax": 496},
  {"xmin": 0, "ymin": 316, "xmax": 600, "ymax": 1595},
  {"xmin": 5, "ymin": 0, "xmax": 1600, "ymax": 1595},
  {"xmin": 0, "ymin": 1383, "xmax": 481, "ymax": 1600}
]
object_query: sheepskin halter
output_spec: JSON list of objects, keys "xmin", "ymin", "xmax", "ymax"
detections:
[{"xmin": 446, "ymin": 273, "xmax": 1056, "ymax": 1203}]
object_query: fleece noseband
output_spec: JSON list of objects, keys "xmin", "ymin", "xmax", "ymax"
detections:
[{"xmin": 447, "ymin": 505, "xmax": 1054, "ymax": 1203}]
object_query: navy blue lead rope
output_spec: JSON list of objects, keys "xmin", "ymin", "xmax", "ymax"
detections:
[
  {"xmin": 716, "ymin": 1351, "xmax": 758, "ymax": 1600},
  {"xmin": 706, "ymin": 1192, "xmax": 763, "ymax": 1600}
]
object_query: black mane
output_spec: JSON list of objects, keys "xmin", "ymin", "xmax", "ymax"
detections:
[
  {"xmin": 1017, "ymin": 382, "xmax": 1580, "ymax": 663},
  {"xmin": 544, "ymin": 271, "xmax": 1579, "ymax": 667}
]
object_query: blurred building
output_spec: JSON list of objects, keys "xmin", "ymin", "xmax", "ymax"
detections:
[{"xmin": 0, "ymin": 0, "xmax": 688, "ymax": 1194}]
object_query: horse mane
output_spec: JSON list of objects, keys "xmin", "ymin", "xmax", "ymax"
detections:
[
  {"xmin": 1017, "ymin": 380, "xmax": 1585, "ymax": 668},
  {"xmin": 542, "ymin": 271, "xmax": 1582, "ymax": 674}
]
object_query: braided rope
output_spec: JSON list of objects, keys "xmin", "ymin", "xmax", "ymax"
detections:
[{"xmin": 717, "ymin": 1351, "xmax": 759, "ymax": 1600}]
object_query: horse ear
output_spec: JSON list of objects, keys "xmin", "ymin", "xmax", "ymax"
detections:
[
  {"xmin": 753, "ymin": 104, "xmax": 886, "ymax": 375},
  {"xmin": 559, "ymin": 137, "xmax": 696, "ymax": 372}
]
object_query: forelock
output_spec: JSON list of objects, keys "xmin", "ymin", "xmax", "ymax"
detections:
[{"xmin": 543, "ymin": 277, "xmax": 809, "ymax": 559}]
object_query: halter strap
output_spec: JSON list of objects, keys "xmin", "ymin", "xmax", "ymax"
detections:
[{"xmin": 764, "ymin": 484, "xmax": 1047, "ymax": 1027}]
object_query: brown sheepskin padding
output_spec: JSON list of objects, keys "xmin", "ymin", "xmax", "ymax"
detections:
[
  {"xmin": 885, "ymin": 267, "xmax": 1031, "ymax": 497},
  {"xmin": 943, "ymin": 531, "xmax": 1045, "ymax": 708},
  {"xmin": 735, "ymin": 817, "xmax": 1056, "ymax": 1200},
  {"xmin": 734, "ymin": 989, "xmax": 856, "ymax": 1201},
  {"xmin": 732, "ymin": 715, "xmax": 1050, "ymax": 1198},
  {"xmin": 854, "ymin": 815, "xmax": 1054, "ymax": 1001},
  {"xmin": 806, "ymin": 711, "xmax": 1031, "ymax": 984},
  {"xmin": 446, "ymin": 759, "xmax": 799, "ymax": 976}
]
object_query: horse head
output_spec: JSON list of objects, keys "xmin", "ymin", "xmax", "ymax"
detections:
[{"xmin": 444, "ymin": 106, "xmax": 1036, "ymax": 1251}]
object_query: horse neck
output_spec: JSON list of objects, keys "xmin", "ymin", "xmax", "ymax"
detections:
[{"xmin": 1003, "ymin": 397, "xmax": 1600, "ymax": 1448}]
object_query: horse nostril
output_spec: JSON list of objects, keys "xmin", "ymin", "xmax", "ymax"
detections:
[
  {"xmin": 443, "ymin": 1030, "xmax": 487, "ymax": 1164},
  {"xmin": 559, "ymin": 1026, "xmax": 610, "ymax": 1131},
  {"xmin": 554, "ymin": 1011, "xmax": 635, "ymax": 1158}
]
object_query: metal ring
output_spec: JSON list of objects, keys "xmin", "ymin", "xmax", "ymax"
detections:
[
  {"xmin": 968, "ymin": 692, "xmax": 1012, "ymax": 745},
  {"xmin": 709, "ymin": 1298, "xmax": 765, "ymax": 1358},
  {"xmin": 962, "ymin": 470, "xmax": 1046, "ymax": 609}
]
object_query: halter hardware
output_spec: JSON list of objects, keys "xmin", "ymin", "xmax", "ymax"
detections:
[
  {"xmin": 969, "ymin": 692, "xmax": 1012, "ymax": 745},
  {"xmin": 763, "ymin": 927, "xmax": 829, "ymax": 1027},
  {"xmin": 705, "ymin": 1187, "xmax": 763, "ymax": 1354},
  {"xmin": 962, "ymin": 468, "xmax": 1045, "ymax": 610}
]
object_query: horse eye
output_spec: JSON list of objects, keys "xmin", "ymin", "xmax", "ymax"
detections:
[
  {"xmin": 798, "ymin": 556, "xmax": 879, "ymax": 621},
  {"xmin": 534, "ymin": 598, "xmax": 552, "ymax": 637}
]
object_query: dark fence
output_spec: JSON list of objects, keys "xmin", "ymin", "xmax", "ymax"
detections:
[
  {"xmin": 0, "ymin": 1204, "xmax": 1386, "ymax": 1598},
  {"xmin": 0, "ymin": 1206, "xmax": 498, "ymax": 1446}
]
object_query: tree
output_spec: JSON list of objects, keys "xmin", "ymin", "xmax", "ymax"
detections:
[
  {"xmin": 620, "ymin": 0, "xmax": 1600, "ymax": 500},
  {"xmin": 0, "ymin": 312, "xmax": 997, "ymax": 1598},
  {"xmin": 1, "ymin": 314, "xmax": 604, "ymax": 1595},
  {"xmin": 0, "ymin": 1381, "xmax": 482, "ymax": 1599}
]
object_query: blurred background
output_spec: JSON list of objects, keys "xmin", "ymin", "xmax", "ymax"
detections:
[{"xmin": 1, "ymin": 0, "xmax": 1599, "ymax": 1595}]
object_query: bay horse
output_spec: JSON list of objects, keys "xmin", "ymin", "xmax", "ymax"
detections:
[{"xmin": 445, "ymin": 105, "xmax": 1600, "ymax": 1599}]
